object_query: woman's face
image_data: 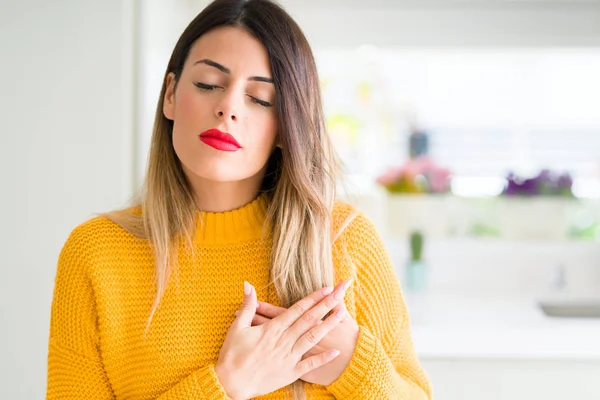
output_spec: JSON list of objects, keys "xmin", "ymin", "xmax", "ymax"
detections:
[{"xmin": 163, "ymin": 26, "xmax": 278, "ymax": 186}]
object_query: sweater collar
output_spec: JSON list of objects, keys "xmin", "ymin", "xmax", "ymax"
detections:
[{"xmin": 193, "ymin": 192, "xmax": 270, "ymax": 245}]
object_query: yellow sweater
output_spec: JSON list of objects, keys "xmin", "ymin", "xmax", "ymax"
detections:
[{"xmin": 46, "ymin": 194, "xmax": 431, "ymax": 399}]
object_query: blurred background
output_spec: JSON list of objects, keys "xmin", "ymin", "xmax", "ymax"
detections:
[{"xmin": 2, "ymin": 0, "xmax": 600, "ymax": 398}]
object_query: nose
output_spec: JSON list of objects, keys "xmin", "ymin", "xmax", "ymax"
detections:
[
  {"xmin": 216, "ymin": 110, "xmax": 237, "ymax": 121},
  {"xmin": 215, "ymin": 88, "xmax": 239, "ymax": 122}
]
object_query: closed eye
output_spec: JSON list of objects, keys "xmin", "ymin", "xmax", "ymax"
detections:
[
  {"xmin": 194, "ymin": 82, "xmax": 218, "ymax": 91},
  {"xmin": 248, "ymin": 96, "xmax": 273, "ymax": 108},
  {"xmin": 195, "ymin": 82, "xmax": 273, "ymax": 107}
]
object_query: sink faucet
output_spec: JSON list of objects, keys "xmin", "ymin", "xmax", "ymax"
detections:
[{"xmin": 550, "ymin": 263, "xmax": 567, "ymax": 292}]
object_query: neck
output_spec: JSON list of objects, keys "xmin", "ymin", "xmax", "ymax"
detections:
[{"xmin": 184, "ymin": 166, "xmax": 267, "ymax": 213}]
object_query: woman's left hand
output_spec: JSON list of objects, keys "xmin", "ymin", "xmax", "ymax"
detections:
[{"xmin": 236, "ymin": 280, "xmax": 359, "ymax": 386}]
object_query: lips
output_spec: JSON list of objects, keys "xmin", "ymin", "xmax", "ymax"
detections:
[{"xmin": 199, "ymin": 128, "xmax": 241, "ymax": 152}]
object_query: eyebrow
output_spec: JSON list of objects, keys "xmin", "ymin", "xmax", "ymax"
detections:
[{"xmin": 193, "ymin": 59, "xmax": 274, "ymax": 84}]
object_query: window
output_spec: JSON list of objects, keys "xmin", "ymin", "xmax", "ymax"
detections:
[{"xmin": 317, "ymin": 48, "xmax": 600, "ymax": 198}]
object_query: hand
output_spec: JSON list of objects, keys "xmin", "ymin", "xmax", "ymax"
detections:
[
  {"xmin": 215, "ymin": 281, "xmax": 348, "ymax": 400},
  {"xmin": 238, "ymin": 279, "xmax": 359, "ymax": 387}
]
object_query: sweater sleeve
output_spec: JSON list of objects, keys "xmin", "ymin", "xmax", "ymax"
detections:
[
  {"xmin": 325, "ymin": 211, "xmax": 432, "ymax": 400},
  {"xmin": 153, "ymin": 364, "xmax": 232, "ymax": 399},
  {"xmin": 46, "ymin": 223, "xmax": 233, "ymax": 400}
]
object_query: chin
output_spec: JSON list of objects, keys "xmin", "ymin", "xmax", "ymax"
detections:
[
  {"xmin": 189, "ymin": 167, "xmax": 246, "ymax": 183},
  {"xmin": 185, "ymin": 161, "xmax": 258, "ymax": 184}
]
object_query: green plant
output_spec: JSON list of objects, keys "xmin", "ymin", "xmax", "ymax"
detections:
[{"xmin": 410, "ymin": 231, "xmax": 424, "ymax": 261}]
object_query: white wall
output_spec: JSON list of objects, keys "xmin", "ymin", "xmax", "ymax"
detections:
[
  {"xmin": 0, "ymin": 1, "xmax": 136, "ymax": 398},
  {"xmin": 278, "ymin": 0, "xmax": 600, "ymax": 48},
  {"xmin": 136, "ymin": 0, "xmax": 194, "ymax": 186}
]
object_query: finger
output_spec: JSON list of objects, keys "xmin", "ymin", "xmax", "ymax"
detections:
[
  {"xmin": 330, "ymin": 302, "xmax": 349, "ymax": 322},
  {"xmin": 273, "ymin": 285, "xmax": 334, "ymax": 330},
  {"xmin": 256, "ymin": 301, "xmax": 286, "ymax": 318},
  {"xmin": 296, "ymin": 348, "xmax": 341, "ymax": 377},
  {"xmin": 251, "ymin": 313, "xmax": 270, "ymax": 326},
  {"xmin": 235, "ymin": 309, "xmax": 271, "ymax": 326},
  {"xmin": 258, "ymin": 297, "xmax": 343, "ymax": 319},
  {"xmin": 234, "ymin": 281, "xmax": 257, "ymax": 328},
  {"xmin": 295, "ymin": 348, "xmax": 341, "ymax": 377},
  {"xmin": 323, "ymin": 288, "xmax": 347, "ymax": 319},
  {"xmin": 259, "ymin": 300, "xmax": 339, "ymax": 322},
  {"xmin": 287, "ymin": 279, "xmax": 352, "ymax": 338},
  {"xmin": 293, "ymin": 308, "xmax": 346, "ymax": 360}
]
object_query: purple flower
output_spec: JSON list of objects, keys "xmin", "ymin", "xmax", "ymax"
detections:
[
  {"xmin": 557, "ymin": 173, "xmax": 573, "ymax": 189},
  {"xmin": 502, "ymin": 169, "xmax": 573, "ymax": 197}
]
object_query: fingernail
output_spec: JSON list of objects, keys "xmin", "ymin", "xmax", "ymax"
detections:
[
  {"xmin": 335, "ymin": 308, "xmax": 346, "ymax": 319},
  {"xmin": 244, "ymin": 281, "xmax": 252, "ymax": 296},
  {"xmin": 343, "ymin": 279, "xmax": 354, "ymax": 291},
  {"xmin": 235, "ymin": 310, "xmax": 239, "ymax": 316},
  {"xmin": 322, "ymin": 286, "xmax": 334, "ymax": 296},
  {"xmin": 334, "ymin": 288, "xmax": 346, "ymax": 300}
]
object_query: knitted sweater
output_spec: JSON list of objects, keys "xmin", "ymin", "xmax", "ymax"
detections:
[{"xmin": 46, "ymin": 194, "xmax": 431, "ymax": 399}]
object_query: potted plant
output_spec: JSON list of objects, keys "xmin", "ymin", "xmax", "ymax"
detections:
[
  {"xmin": 405, "ymin": 230, "xmax": 427, "ymax": 292},
  {"xmin": 376, "ymin": 156, "xmax": 453, "ymax": 237}
]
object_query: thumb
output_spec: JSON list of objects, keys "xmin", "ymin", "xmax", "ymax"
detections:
[{"xmin": 235, "ymin": 281, "xmax": 257, "ymax": 328}]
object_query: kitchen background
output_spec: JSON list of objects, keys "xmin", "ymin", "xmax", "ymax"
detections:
[{"xmin": 2, "ymin": 0, "xmax": 600, "ymax": 398}]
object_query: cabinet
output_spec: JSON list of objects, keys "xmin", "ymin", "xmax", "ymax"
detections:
[{"xmin": 423, "ymin": 359, "xmax": 600, "ymax": 400}]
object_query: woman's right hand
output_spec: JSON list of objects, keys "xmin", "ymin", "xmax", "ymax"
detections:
[{"xmin": 214, "ymin": 281, "xmax": 347, "ymax": 400}]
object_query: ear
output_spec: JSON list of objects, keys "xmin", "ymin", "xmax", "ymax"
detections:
[{"xmin": 163, "ymin": 72, "xmax": 176, "ymax": 121}]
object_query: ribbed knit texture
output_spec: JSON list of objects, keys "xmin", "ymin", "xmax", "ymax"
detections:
[{"xmin": 47, "ymin": 194, "xmax": 431, "ymax": 399}]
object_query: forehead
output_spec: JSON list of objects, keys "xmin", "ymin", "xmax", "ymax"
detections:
[{"xmin": 186, "ymin": 26, "xmax": 272, "ymax": 76}]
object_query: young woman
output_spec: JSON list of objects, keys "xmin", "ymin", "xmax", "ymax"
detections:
[{"xmin": 46, "ymin": 0, "xmax": 431, "ymax": 399}]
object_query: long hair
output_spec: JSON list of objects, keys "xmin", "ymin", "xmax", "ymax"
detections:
[{"xmin": 104, "ymin": 1, "xmax": 353, "ymax": 398}]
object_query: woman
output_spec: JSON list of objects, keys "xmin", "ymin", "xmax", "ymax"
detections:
[{"xmin": 46, "ymin": 0, "xmax": 431, "ymax": 399}]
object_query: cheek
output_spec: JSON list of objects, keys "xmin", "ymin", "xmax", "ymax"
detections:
[
  {"xmin": 251, "ymin": 113, "xmax": 278, "ymax": 156},
  {"xmin": 176, "ymin": 89, "xmax": 209, "ymax": 125},
  {"xmin": 172, "ymin": 89, "xmax": 210, "ymax": 160}
]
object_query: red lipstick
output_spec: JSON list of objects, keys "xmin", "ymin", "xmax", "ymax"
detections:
[{"xmin": 199, "ymin": 128, "xmax": 241, "ymax": 152}]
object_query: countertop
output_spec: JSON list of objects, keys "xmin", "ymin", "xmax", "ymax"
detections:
[{"xmin": 405, "ymin": 292, "xmax": 600, "ymax": 360}]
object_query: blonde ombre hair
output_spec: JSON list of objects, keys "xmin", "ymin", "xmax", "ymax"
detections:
[{"xmin": 104, "ymin": 1, "xmax": 355, "ymax": 398}]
